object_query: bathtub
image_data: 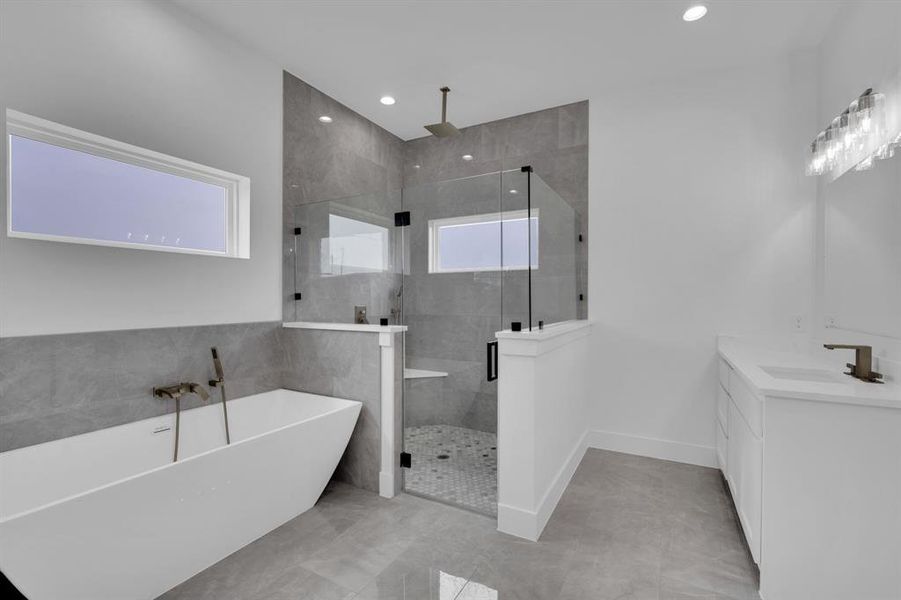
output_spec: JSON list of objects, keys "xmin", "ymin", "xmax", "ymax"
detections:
[{"xmin": 0, "ymin": 388, "xmax": 360, "ymax": 600}]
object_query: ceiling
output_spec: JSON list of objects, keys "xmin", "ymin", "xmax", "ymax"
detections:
[{"xmin": 172, "ymin": 0, "xmax": 844, "ymax": 140}]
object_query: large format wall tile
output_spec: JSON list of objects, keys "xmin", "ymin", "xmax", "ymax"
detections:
[
  {"xmin": 283, "ymin": 74, "xmax": 403, "ymax": 207},
  {"xmin": 0, "ymin": 322, "xmax": 286, "ymax": 452},
  {"xmin": 283, "ymin": 72, "xmax": 404, "ymax": 323},
  {"xmin": 280, "ymin": 328, "xmax": 382, "ymax": 492},
  {"xmin": 400, "ymin": 101, "xmax": 588, "ymax": 433},
  {"xmin": 0, "ymin": 322, "xmax": 391, "ymax": 495}
]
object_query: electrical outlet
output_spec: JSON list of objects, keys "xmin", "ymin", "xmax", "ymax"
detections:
[
  {"xmin": 793, "ymin": 314, "xmax": 806, "ymax": 332},
  {"xmin": 824, "ymin": 316, "xmax": 837, "ymax": 328}
]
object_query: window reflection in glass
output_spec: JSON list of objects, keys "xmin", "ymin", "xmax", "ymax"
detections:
[{"xmin": 320, "ymin": 213, "xmax": 390, "ymax": 275}]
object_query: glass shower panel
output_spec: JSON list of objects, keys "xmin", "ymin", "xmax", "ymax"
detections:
[
  {"xmin": 528, "ymin": 173, "xmax": 579, "ymax": 327},
  {"xmin": 290, "ymin": 190, "xmax": 403, "ymax": 323},
  {"xmin": 500, "ymin": 168, "xmax": 532, "ymax": 330},
  {"xmin": 401, "ymin": 172, "xmax": 502, "ymax": 516}
]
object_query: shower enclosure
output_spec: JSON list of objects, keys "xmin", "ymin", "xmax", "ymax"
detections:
[{"xmin": 290, "ymin": 167, "xmax": 581, "ymax": 516}]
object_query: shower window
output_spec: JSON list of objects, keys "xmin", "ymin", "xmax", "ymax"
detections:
[
  {"xmin": 428, "ymin": 209, "xmax": 538, "ymax": 273},
  {"xmin": 6, "ymin": 109, "xmax": 250, "ymax": 258}
]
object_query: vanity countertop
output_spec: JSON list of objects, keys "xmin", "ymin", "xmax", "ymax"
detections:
[{"xmin": 718, "ymin": 337, "xmax": 901, "ymax": 410}]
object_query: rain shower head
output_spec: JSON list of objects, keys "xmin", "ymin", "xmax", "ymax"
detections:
[
  {"xmin": 425, "ymin": 121, "xmax": 460, "ymax": 138},
  {"xmin": 424, "ymin": 87, "xmax": 460, "ymax": 137}
]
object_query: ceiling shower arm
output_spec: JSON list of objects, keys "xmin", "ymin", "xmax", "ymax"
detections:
[{"xmin": 440, "ymin": 86, "xmax": 450, "ymax": 122}]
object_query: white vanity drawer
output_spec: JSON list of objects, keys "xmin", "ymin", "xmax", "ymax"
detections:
[
  {"xmin": 716, "ymin": 384, "xmax": 730, "ymax": 433},
  {"xmin": 729, "ymin": 374, "xmax": 763, "ymax": 438},
  {"xmin": 718, "ymin": 357, "xmax": 732, "ymax": 391}
]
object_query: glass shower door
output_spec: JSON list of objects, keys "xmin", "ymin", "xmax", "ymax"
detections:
[{"xmin": 400, "ymin": 172, "xmax": 503, "ymax": 516}]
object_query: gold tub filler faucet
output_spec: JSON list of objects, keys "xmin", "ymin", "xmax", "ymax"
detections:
[
  {"xmin": 823, "ymin": 344, "xmax": 884, "ymax": 383},
  {"xmin": 152, "ymin": 382, "xmax": 210, "ymax": 462},
  {"xmin": 153, "ymin": 347, "xmax": 232, "ymax": 462}
]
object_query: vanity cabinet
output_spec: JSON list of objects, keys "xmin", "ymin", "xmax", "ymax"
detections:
[
  {"xmin": 726, "ymin": 403, "xmax": 761, "ymax": 563},
  {"xmin": 717, "ymin": 358, "xmax": 762, "ymax": 564},
  {"xmin": 717, "ymin": 339, "xmax": 901, "ymax": 600}
]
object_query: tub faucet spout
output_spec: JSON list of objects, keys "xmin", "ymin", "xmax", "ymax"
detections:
[
  {"xmin": 189, "ymin": 382, "xmax": 210, "ymax": 402},
  {"xmin": 152, "ymin": 382, "xmax": 210, "ymax": 461},
  {"xmin": 153, "ymin": 382, "xmax": 209, "ymax": 402}
]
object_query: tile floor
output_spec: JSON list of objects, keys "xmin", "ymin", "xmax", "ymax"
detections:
[
  {"xmin": 160, "ymin": 449, "xmax": 760, "ymax": 600},
  {"xmin": 403, "ymin": 425, "xmax": 497, "ymax": 516}
]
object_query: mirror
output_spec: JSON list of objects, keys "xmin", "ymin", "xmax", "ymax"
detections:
[{"xmin": 823, "ymin": 152, "xmax": 901, "ymax": 338}]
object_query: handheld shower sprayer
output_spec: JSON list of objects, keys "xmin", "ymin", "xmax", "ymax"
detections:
[{"xmin": 209, "ymin": 347, "xmax": 231, "ymax": 444}]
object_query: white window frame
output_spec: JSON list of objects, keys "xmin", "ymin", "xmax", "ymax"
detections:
[
  {"xmin": 428, "ymin": 208, "xmax": 538, "ymax": 274},
  {"xmin": 5, "ymin": 109, "xmax": 250, "ymax": 258}
]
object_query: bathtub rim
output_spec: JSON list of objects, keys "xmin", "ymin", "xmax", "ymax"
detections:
[{"xmin": 0, "ymin": 389, "xmax": 361, "ymax": 524}]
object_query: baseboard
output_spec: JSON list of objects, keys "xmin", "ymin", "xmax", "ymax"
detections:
[
  {"xmin": 497, "ymin": 502, "xmax": 540, "ymax": 541},
  {"xmin": 535, "ymin": 430, "xmax": 588, "ymax": 535},
  {"xmin": 586, "ymin": 429, "xmax": 716, "ymax": 468},
  {"xmin": 497, "ymin": 431, "xmax": 588, "ymax": 541}
]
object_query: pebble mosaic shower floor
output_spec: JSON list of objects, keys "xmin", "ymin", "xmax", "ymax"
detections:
[{"xmin": 403, "ymin": 425, "xmax": 497, "ymax": 517}]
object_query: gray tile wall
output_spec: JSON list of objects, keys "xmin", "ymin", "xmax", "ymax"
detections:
[
  {"xmin": 282, "ymin": 71, "xmax": 405, "ymax": 323},
  {"xmin": 278, "ymin": 70, "xmax": 405, "ymax": 491},
  {"xmin": 0, "ymin": 322, "xmax": 287, "ymax": 452},
  {"xmin": 400, "ymin": 102, "xmax": 588, "ymax": 434},
  {"xmin": 403, "ymin": 100, "xmax": 589, "ymax": 320},
  {"xmin": 281, "ymin": 328, "xmax": 382, "ymax": 493},
  {"xmin": 1, "ymin": 322, "xmax": 391, "ymax": 495}
]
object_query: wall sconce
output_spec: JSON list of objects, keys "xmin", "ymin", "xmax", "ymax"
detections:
[{"xmin": 806, "ymin": 88, "xmax": 900, "ymax": 179}]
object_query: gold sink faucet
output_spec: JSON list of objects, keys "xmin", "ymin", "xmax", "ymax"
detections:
[{"xmin": 823, "ymin": 344, "xmax": 883, "ymax": 383}]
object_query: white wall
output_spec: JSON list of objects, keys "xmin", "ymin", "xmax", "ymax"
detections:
[
  {"xmin": 587, "ymin": 54, "xmax": 819, "ymax": 463},
  {"xmin": 0, "ymin": 0, "xmax": 283, "ymax": 336}
]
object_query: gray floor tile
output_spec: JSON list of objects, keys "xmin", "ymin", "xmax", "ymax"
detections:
[{"xmin": 160, "ymin": 450, "xmax": 760, "ymax": 600}]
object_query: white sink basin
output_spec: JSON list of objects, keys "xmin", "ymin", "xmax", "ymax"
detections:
[{"xmin": 759, "ymin": 366, "xmax": 847, "ymax": 384}]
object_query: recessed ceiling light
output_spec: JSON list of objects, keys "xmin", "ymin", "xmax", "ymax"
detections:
[
  {"xmin": 462, "ymin": 154, "xmax": 474, "ymax": 161},
  {"xmin": 380, "ymin": 96, "xmax": 396, "ymax": 106},
  {"xmin": 682, "ymin": 5, "xmax": 707, "ymax": 22},
  {"xmin": 509, "ymin": 189, "xmax": 518, "ymax": 194},
  {"xmin": 318, "ymin": 115, "xmax": 333, "ymax": 123},
  {"xmin": 413, "ymin": 164, "xmax": 421, "ymax": 169}
]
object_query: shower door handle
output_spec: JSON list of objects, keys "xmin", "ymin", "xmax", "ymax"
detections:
[{"xmin": 486, "ymin": 340, "xmax": 498, "ymax": 382}]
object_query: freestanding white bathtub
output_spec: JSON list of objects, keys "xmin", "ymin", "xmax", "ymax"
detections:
[{"xmin": 0, "ymin": 388, "xmax": 361, "ymax": 600}]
